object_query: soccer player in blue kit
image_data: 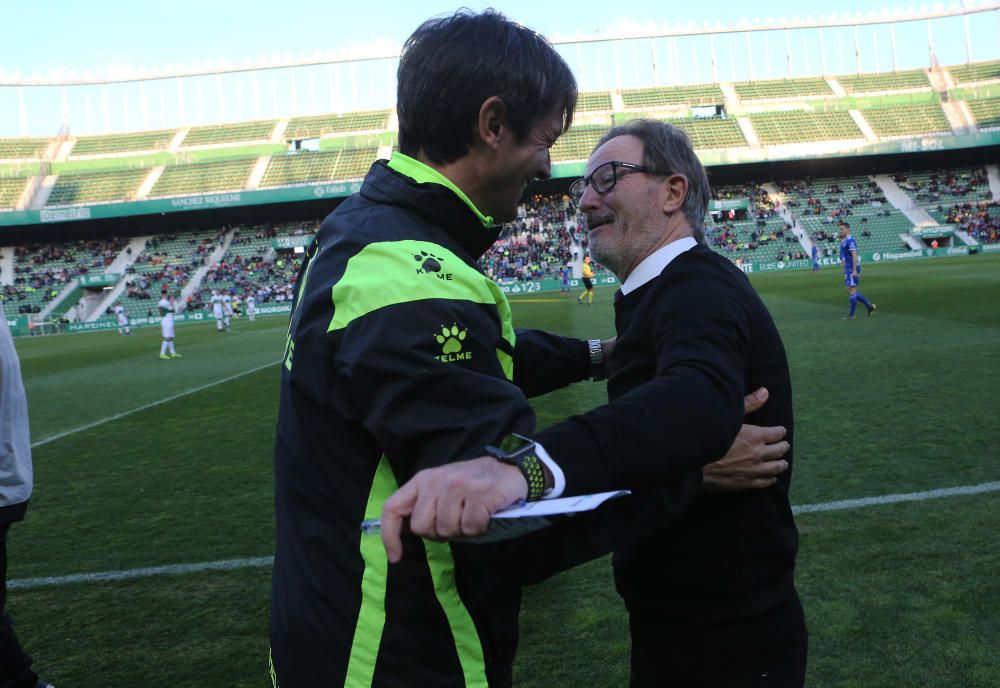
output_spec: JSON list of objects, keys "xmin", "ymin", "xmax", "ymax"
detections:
[{"xmin": 839, "ymin": 221, "xmax": 876, "ymax": 319}]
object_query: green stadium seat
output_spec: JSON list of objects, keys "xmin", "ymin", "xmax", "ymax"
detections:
[
  {"xmin": 748, "ymin": 111, "xmax": 863, "ymax": 145},
  {"xmin": 149, "ymin": 159, "xmax": 255, "ymax": 197},
  {"xmin": 285, "ymin": 111, "xmax": 390, "ymax": 139},
  {"xmin": 949, "ymin": 60, "xmax": 1000, "ymax": 85},
  {"xmin": 967, "ymin": 97, "xmax": 1000, "ymax": 130},
  {"xmin": 180, "ymin": 120, "xmax": 277, "ymax": 147},
  {"xmin": 621, "ymin": 84, "xmax": 725, "ymax": 108},
  {"xmin": 0, "ymin": 177, "xmax": 30, "ymax": 209},
  {"xmin": 734, "ymin": 77, "xmax": 833, "ymax": 101},
  {"xmin": 46, "ymin": 169, "xmax": 149, "ymax": 206},
  {"xmin": 863, "ymin": 104, "xmax": 951, "ymax": 138},
  {"xmin": 837, "ymin": 69, "xmax": 930, "ymax": 94},
  {"xmin": 71, "ymin": 129, "xmax": 178, "ymax": 157},
  {"xmin": 0, "ymin": 138, "xmax": 50, "ymax": 160}
]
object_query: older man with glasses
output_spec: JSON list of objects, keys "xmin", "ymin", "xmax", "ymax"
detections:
[{"xmin": 383, "ymin": 118, "xmax": 804, "ymax": 686}]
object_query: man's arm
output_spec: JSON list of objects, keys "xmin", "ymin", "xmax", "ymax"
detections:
[
  {"xmin": 701, "ymin": 387, "xmax": 789, "ymax": 491},
  {"xmin": 382, "ymin": 387, "xmax": 789, "ymax": 563},
  {"xmin": 851, "ymin": 249, "xmax": 860, "ymax": 277}
]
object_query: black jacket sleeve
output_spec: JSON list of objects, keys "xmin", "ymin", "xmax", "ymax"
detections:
[
  {"xmin": 512, "ymin": 328, "xmax": 591, "ymax": 398},
  {"xmin": 330, "ymin": 296, "xmax": 538, "ymax": 482},
  {"xmin": 531, "ymin": 264, "xmax": 749, "ymax": 496}
]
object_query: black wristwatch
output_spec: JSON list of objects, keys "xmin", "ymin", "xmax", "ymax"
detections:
[{"xmin": 484, "ymin": 435, "xmax": 547, "ymax": 502}]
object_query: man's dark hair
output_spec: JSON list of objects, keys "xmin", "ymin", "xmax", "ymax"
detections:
[
  {"xmin": 596, "ymin": 119, "xmax": 711, "ymax": 245},
  {"xmin": 397, "ymin": 9, "xmax": 577, "ymax": 164}
]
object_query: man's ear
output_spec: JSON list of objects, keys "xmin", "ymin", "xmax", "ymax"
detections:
[
  {"xmin": 477, "ymin": 96, "xmax": 507, "ymax": 151},
  {"xmin": 661, "ymin": 173, "xmax": 690, "ymax": 215}
]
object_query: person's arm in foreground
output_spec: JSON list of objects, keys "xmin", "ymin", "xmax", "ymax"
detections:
[{"xmin": 381, "ymin": 387, "xmax": 789, "ymax": 563}]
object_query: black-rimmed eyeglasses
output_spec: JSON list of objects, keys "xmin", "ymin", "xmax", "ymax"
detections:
[{"xmin": 568, "ymin": 161, "xmax": 658, "ymax": 203}]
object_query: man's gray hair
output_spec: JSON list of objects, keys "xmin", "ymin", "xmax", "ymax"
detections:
[{"xmin": 595, "ymin": 119, "xmax": 710, "ymax": 245}]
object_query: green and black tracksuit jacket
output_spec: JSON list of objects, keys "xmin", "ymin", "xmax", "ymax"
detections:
[{"xmin": 269, "ymin": 154, "xmax": 594, "ymax": 687}]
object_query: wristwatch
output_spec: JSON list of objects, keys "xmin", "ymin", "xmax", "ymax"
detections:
[
  {"xmin": 484, "ymin": 435, "xmax": 547, "ymax": 502},
  {"xmin": 588, "ymin": 339, "xmax": 606, "ymax": 381}
]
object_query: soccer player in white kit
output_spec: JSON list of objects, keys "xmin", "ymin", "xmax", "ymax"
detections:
[
  {"xmin": 246, "ymin": 294, "xmax": 257, "ymax": 322},
  {"xmin": 211, "ymin": 290, "xmax": 225, "ymax": 332},
  {"xmin": 113, "ymin": 302, "xmax": 131, "ymax": 335},
  {"xmin": 222, "ymin": 292, "xmax": 233, "ymax": 330},
  {"xmin": 157, "ymin": 294, "xmax": 181, "ymax": 359}
]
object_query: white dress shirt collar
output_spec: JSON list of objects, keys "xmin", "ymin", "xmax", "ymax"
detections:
[{"xmin": 619, "ymin": 236, "xmax": 698, "ymax": 295}]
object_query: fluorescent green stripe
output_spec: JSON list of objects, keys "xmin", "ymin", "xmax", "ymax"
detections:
[
  {"xmin": 329, "ymin": 240, "xmax": 498, "ymax": 332},
  {"xmin": 485, "ymin": 278, "xmax": 516, "ymax": 381},
  {"xmin": 425, "ymin": 540, "xmax": 490, "ymax": 688},
  {"xmin": 268, "ymin": 646, "xmax": 278, "ymax": 687},
  {"xmin": 387, "ymin": 151, "xmax": 494, "ymax": 227},
  {"xmin": 345, "ymin": 455, "xmax": 398, "ymax": 687}
]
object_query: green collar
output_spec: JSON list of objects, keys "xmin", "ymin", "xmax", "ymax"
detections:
[{"xmin": 387, "ymin": 152, "xmax": 494, "ymax": 228}]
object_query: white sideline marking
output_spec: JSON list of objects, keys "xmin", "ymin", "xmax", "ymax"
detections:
[
  {"xmin": 9, "ymin": 557, "xmax": 274, "ymax": 590},
  {"xmin": 9, "ymin": 480, "xmax": 1000, "ymax": 591},
  {"xmin": 30, "ymin": 359, "xmax": 281, "ymax": 449},
  {"xmin": 791, "ymin": 481, "xmax": 1000, "ymax": 514}
]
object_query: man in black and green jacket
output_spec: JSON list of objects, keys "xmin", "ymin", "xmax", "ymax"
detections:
[
  {"xmin": 270, "ymin": 11, "xmax": 592, "ymax": 687},
  {"xmin": 270, "ymin": 10, "xmax": 790, "ymax": 688}
]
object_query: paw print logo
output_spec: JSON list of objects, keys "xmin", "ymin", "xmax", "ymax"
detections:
[
  {"xmin": 435, "ymin": 324, "xmax": 467, "ymax": 354},
  {"xmin": 414, "ymin": 251, "xmax": 443, "ymax": 274}
]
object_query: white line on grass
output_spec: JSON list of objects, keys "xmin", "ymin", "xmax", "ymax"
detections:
[
  {"xmin": 30, "ymin": 359, "xmax": 281, "ymax": 449},
  {"xmin": 9, "ymin": 480, "xmax": 1000, "ymax": 591}
]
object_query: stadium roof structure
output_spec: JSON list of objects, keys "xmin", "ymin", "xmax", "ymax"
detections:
[{"xmin": 0, "ymin": 4, "xmax": 999, "ymax": 228}]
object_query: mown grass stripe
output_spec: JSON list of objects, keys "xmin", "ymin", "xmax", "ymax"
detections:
[{"xmin": 30, "ymin": 359, "xmax": 280, "ymax": 449}]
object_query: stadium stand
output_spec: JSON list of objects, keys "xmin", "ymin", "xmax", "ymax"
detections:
[
  {"xmin": 948, "ymin": 59, "xmax": 1000, "ymax": 85},
  {"xmin": 192, "ymin": 224, "xmax": 305, "ymax": 310},
  {"xmin": 893, "ymin": 168, "xmax": 992, "ymax": 222},
  {"xmin": 671, "ymin": 117, "xmax": 747, "ymax": 149},
  {"xmin": 260, "ymin": 150, "xmax": 340, "ymax": 187},
  {"xmin": 285, "ymin": 110, "xmax": 391, "ymax": 139},
  {"xmin": 967, "ymin": 97, "xmax": 1000, "ymax": 130},
  {"xmin": 70, "ymin": 129, "xmax": 177, "ymax": 156},
  {"xmin": 123, "ymin": 229, "xmax": 225, "ymax": 318},
  {"xmin": 748, "ymin": 111, "xmax": 864, "ymax": 145},
  {"xmin": 863, "ymin": 103, "xmax": 951, "ymax": 138},
  {"xmin": 778, "ymin": 176, "xmax": 913, "ymax": 254},
  {"xmin": 576, "ymin": 91, "xmax": 613, "ymax": 112},
  {"xmin": 180, "ymin": 120, "xmax": 276, "ymax": 147},
  {"xmin": 551, "ymin": 125, "xmax": 610, "ymax": 162},
  {"xmin": 0, "ymin": 177, "xmax": 29, "ymax": 209},
  {"xmin": 621, "ymin": 84, "xmax": 725, "ymax": 108},
  {"xmin": 3, "ymin": 237, "xmax": 127, "ymax": 318},
  {"xmin": 0, "ymin": 138, "xmax": 49, "ymax": 160},
  {"xmin": 943, "ymin": 201, "xmax": 1000, "ymax": 244},
  {"xmin": 331, "ymin": 147, "xmax": 378, "ymax": 180},
  {"xmin": 45, "ymin": 168, "xmax": 149, "ymax": 206},
  {"xmin": 481, "ymin": 195, "xmax": 578, "ymax": 282},
  {"xmin": 734, "ymin": 77, "xmax": 833, "ymax": 100},
  {"xmin": 148, "ymin": 158, "xmax": 255, "ymax": 197},
  {"xmin": 837, "ymin": 69, "xmax": 930, "ymax": 93}
]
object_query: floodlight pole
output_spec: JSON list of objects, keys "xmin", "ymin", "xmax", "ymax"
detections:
[
  {"xmin": 785, "ymin": 29, "xmax": 792, "ymax": 78},
  {"xmin": 101, "ymin": 85, "xmax": 109, "ymax": 133},
  {"xmin": 709, "ymin": 34, "xmax": 718, "ymax": 83},
  {"xmin": 18, "ymin": 87, "xmax": 27, "ymax": 137},
  {"xmin": 890, "ymin": 24, "xmax": 898, "ymax": 72},
  {"xmin": 963, "ymin": 14, "xmax": 972, "ymax": 64},
  {"xmin": 853, "ymin": 25, "xmax": 861, "ymax": 74},
  {"xmin": 819, "ymin": 28, "xmax": 827, "ymax": 75},
  {"xmin": 745, "ymin": 32, "xmax": 754, "ymax": 81}
]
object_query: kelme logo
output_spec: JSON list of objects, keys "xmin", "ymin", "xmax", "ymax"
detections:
[
  {"xmin": 434, "ymin": 324, "xmax": 471, "ymax": 362},
  {"xmin": 414, "ymin": 251, "xmax": 453, "ymax": 281}
]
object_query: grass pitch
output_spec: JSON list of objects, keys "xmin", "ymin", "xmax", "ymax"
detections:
[{"xmin": 8, "ymin": 254, "xmax": 1000, "ymax": 686}]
